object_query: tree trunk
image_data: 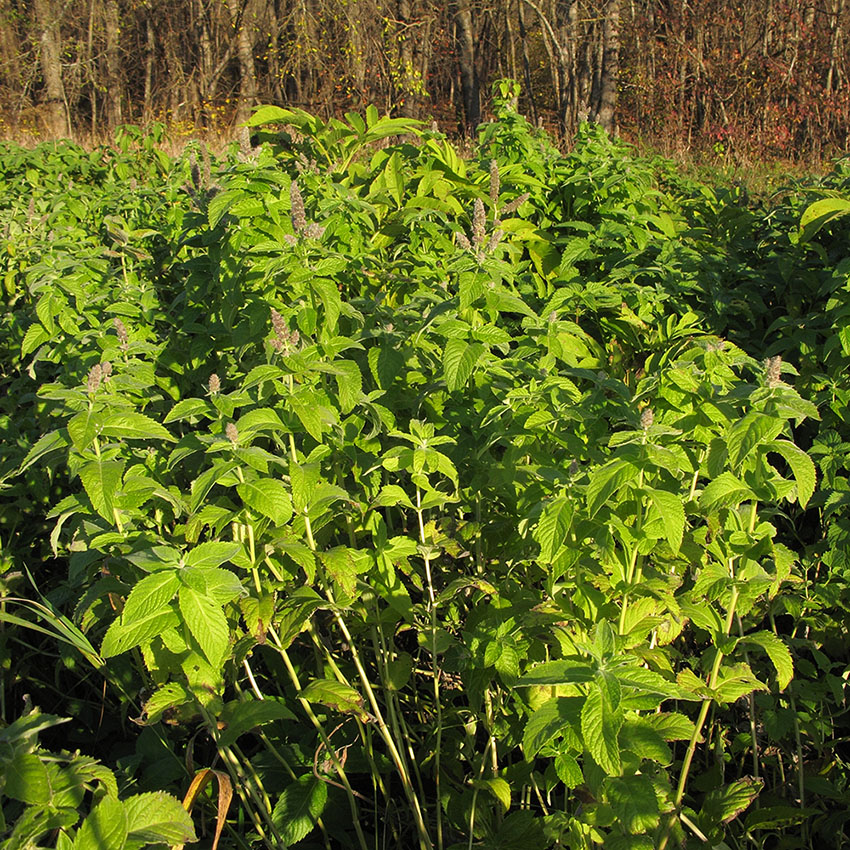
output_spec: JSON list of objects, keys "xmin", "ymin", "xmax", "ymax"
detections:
[
  {"xmin": 143, "ymin": 12, "xmax": 155, "ymax": 120},
  {"xmin": 230, "ymin": 0, "xmax": 258, "ymax": 124},
  {"xmin": 104, "ymin": 0, "xmax": 122, "ymax": 127},
  {"xmin": 454, "ymin": 0, "xmax": 479, "ymax": 132},
  {"xmin": 33, "ymin": 0, "xmax": 68, "ymax": 136},
  {"xmin": 597, "ymin": 0, "xmax": 620, "ymax": 133}
]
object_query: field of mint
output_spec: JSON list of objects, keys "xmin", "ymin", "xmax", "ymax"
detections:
[{"xmin": 1, "ymin": 88, "xmax": 850, "ymax": 850}]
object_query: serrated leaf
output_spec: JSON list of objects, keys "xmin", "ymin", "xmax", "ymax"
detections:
[
  {"xmin": 700, "ymin": 472, "xmax": 755, "ymax": 511},
  {"xmin": 301, "ymin": 678, "xmax": 366, "ymax": 717},
  {"xmin": 643, "ymin": 711, "xmax": 697, "ymax": 741},
  {"xmin": 700, "ymin": 777, "xmax": 763, "ymax": 826},
  {"xmin": 68, "ymin": 409, "xmax": 100, "ymax": 451},
  {"xmin": 163, "ymin": 398, "xmax": 215, "ymax": 423},
  {"xmin": 5, "ymin": 752, "xmax": 51, "ymax": 804},
  {"xmin": 237, "ymin": 478, "xmax": 293, "ymax": 525},
  {"xmin": 100, "ymin": 412, "xmax": 174, "ymax": 442},
  {"xmin": 79, "ymin": 458, "xmax": 124, "ymax": 522},
  {"xmin": 179, "ymin": 585, "xmax": 230, "ymax": 665},
  {"xmin": 101, "ymin": 606, "xmax": 179, "ymax": 657},
  {"xmin": 534, "ymin": 497, "xmax": 574, "ymax": 563},
  {"xmin": 320, "ymin": 546, "xmax": 360, "ymax": 596},
  {"xmin": 799, "ymin": 196, "xmax": 850, "ymax": 242},
  {"xmin": 745, "ymin": 804, "xmax": 818, "ymax": 831},
  {"xmin": 581, "ymin": 684, "xmax": 622, "ymax": 775},
  {"xmin": 122, "ymin": 571, "xmax": 180, "ymax": 622},
  {"xmin": 443, "ymin": 338, "xmax": 480, "ymax": 392},
  {"xmin": 218, "ymin": 697, "xmax": 296, "ymax": 748},
  {"xmin": 124, "ymin": 791, "xmax": 197, "ymax": 844},
  {"xmin": 207, "ymin": 188, "xmax": 241, "ymax": 229},
  {"xmin": 143, "ymin": 682, "xmax": 194, "ymax": 723},
  {"xmin": 474, "ymin": 777, "xmax": 511, "ymax": 813},
  {"xmin": 331, "ymin": 359, "xmax": 362, "ymax": 413},
  {"xmin": 522, "ymin": 697, "xmax": 582, "ymax": 758},
  {"xmin": 587, "ymin": 459, "xmax": 640, "ymax": 518},
  {"xmin": 74, "ymin": 795, "xmax": 127, "ymax": 850},
  {"xmin": 619, "ymin": 717, "xmax": 672, "ymax": 764},
  {"xmin": 517, "ymin": 659, "xmax": 595, "ymax": 686},
  {"xmin": 184, "ymin": 541, "xmax": 242, "ymax": 569},
  {"xmin": 272, "ymin": 775, "xmax": 328, "ymax": 844},
  {"xmin": 727, "ymin": 412, "xmax": 783, "ymax": 469},
  {"xmin": 374, "ymin": 484, "xmax": 415, "ymax": 509},
  {"xmin": 739, "ymin": 630, "xmax": 794, "ymax": 689},
  {"xmin": 385, "ymin": 653, "xmax": 414, "ymax": 690},
  {"xmin": 765, "ymin": 439, "xmax": 816, "ymax": 508},
  {"xmin": 606, "ymin": 774, "xmax": 660, "ymax": 833},
  {"xmin": 645, "ymin": 487, "xmax": 685, "ymax": 554},
  {"xmin": 19, "ymin": 429, "xmax": 70, "ymax": 473},
  {"xmin": 22, "ymin": 322, "xmax": 49, "ymax": 357},
  {"xmin": 554, "ymin": 752, "xmax": 583, "ymax": 788},
  {"xmin": 288, "ymin": 389, "xmax": 325, "ymax": 442}
]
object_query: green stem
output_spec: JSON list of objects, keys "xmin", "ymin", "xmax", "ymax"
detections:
[
  {"xmin": 417, "ymin": 485, "xmax": 443, "ymax": 850},
  {"xmin": 270, "ymin": 629, "xmax": 370, "ymax": 850}
]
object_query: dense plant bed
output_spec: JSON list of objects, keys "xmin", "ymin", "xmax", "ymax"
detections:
[{"xmin": 1, "ymin": 91, "xmax": 849, "ymax": 850}]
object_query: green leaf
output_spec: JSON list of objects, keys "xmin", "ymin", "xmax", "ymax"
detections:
[
  {"xmin": 4, "ymin": 752, "xmax": 51, "ymax": 804},
  {"xmin": 19, "ymin": 429, "xmax": 70, "ymax": 473},
  {"xmin": 272, "ymin": 775, "xmax": 328, "ymax": 844},
  {"xmin": 700, "ymin": 472, "xmax": 755, "ymax": 511},
  {"xmin": 68, "ymin": 409, "xmax": 101, "ymax": 451},
  {"xmin": 443, "ymin": 338, "xmax": 481, "ymax": 392},
  {"xmin": 79, "ymin": 459, "xmax": 125, "ymax": 522},
  {"xmin": 189, "ymin": 460, "xmax": 237, "ymax": 513},
  {"xmin": 74, "ymin": 795, "xmax": 127, "ymax": 850},
  {"xmin": 730, "ymin": 412, "xmax": 785, "ymax": 469},
  {"xmin": 517, "ymin": 660, "xmax": 595, "ymax": 687},
  {"xmin": 332, "ymin": 359, "xmax": 362, "ymax": 413},
  {"xmin": 186, "ymin": 567, "xmax": 244, "ymax": 605},
  {"xmin": 100, "ymin": 412, "xmax": 174, "ymax": 442},
  {"xmin": 619, "ymin": 717, "xmax": 672, "ymax": 765},
  {"xmin": 522, "ymin": 697, "xmax": 582, "ymax": 758},
  {"xmin": 374, "ymin": 484, "xmax": 415, "ymax": 509},
  {"xmin": 101, "ymin": 606, "xmax": 179, "ymax": 657},
  {"xmin": 124, "ymin": 791, "xmax": 197, "ymax": 844},
  {"xmin": 237, "ymin": 478, "xmax": 293, "ymax": 525},
  {"xmin": 700, "ymin": 777, "xmax": 763, "ymax": 826},
  {"xmin": 184, "ymin": 541, "xmax": 243, "ymax": 569},
  {"xmin": 587, "ymin": 459, "xmax": 640, "ymax": 518},
  {"xmin": 534, "ymin": 497, "xmax": 574, "ymax": 563},
  {"xmin": 554, "ymin": 752, "xmax": 583, "ymax": 788},
  {"xmin": 22, "ymin": 322, "xmax": 49, "ymax": 357},
  {"xmin": 301, "ymin": 678, "xmax": 366, "ymax": 717},
  {"xmin": 122, "ymin": 571, "xmax": 180, "ymax": 623},
  {"xmin": 799, "ymin": 196, "xmax": 850, "ymax": 242},
  {"xmin": 143, "ymin": 682, "xmax": 194, "ymax": 724},
  {"xmin": 745, "ymin": 805, "xmax": 818, "ymax": 832},
  {"xmin": 765, "ymin": 439, "xmax": 816, "ymax": 508},
  {"xmin": 642, "ymin": 711, "xmax": 696, "ymax": 741},
  {"xmin": 163, "ymin": 398, "xmax": 215, "ymax": 423},
  {"xmin": 714, "ymin": 662, "xmax": 769, "ymax": 704},
  {"xmin": 288, "ymin": 389, "xmax": 325, "ymax": 442},
  {"xmin": 739, "ymin": 630, "xmax": 794, "ymax": 689},
  {"xmin": 178, "ymin": 585, "xmax": 230, "ymax": 665},
  {"xmin": 606, "ymin": 774, "xmax": 660, "ymax": 833},
  {"xmin": 581, "ymin": 684, "xmax": 622, "ymax": 775},
  {"xmin": 319, "ymin": 546, "xmax": 361, "ymax": 597},
  {"xmin": 645, "ymin": 487, "xmax": 685, "ymax": 554},
  {"xmin": 313, "ymin": 278, "xmax": 341, "ymax": 334},
  {"xmin": 218, "ymin": 697, "xmax": 297, "ymax": 748},
  {"xmin": 473, "ymin": 777, "xmax": 511, "ymax": 813}
]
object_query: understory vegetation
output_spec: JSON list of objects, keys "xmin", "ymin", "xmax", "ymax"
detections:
[{"xmin": 1, "ymin": 87, "xmax": 850, "ymax": 849}]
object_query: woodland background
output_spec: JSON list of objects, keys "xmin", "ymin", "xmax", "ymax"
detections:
[{"xmin": 4, "ymin": 0, "xmax": 850, "ymax": 162}]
